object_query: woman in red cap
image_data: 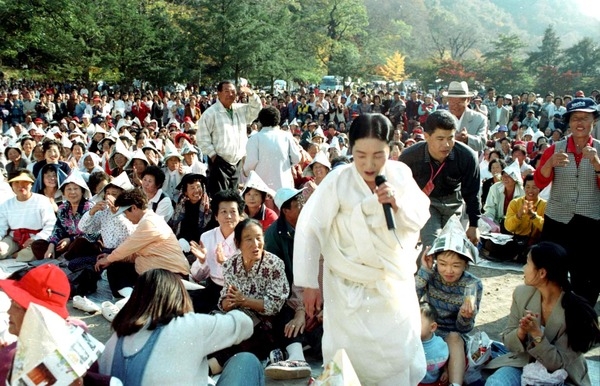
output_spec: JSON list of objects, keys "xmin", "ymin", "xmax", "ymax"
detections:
[
  {"xmin": 0, "ymin": 265, "xmax": 113, "ymax": 385},
  {"xmin": 0, "ymin": 264, "xmax": 70, "ymax": 382}
]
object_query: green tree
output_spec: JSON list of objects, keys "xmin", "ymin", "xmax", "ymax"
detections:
[
  {"xmin": 362, "ymin": 0, "xmax": 412, "ymax": 73},
  {"xmin": 527, "ymin": 25, "xmax": 562, "ymax": 71},
  {"xmin": 91, "ymin": 0, "xmax": 198, "ymax": 86},
  {"xmin": 296, "ymin": 0, "xmax": 368, "ymax": 78},
  {"xmin": 478, "ymin": 34, "xmax": 531, "ymax": 94},
  {"xmin": 561, "ymin": 37, "xmax": 600, "ymax": 77},
  {"xmin": 483, "ymin": 34, "xmax": 526, "ymax": 62},
  {"xmin": 0, "ymin": 0, "xmax": 91, "ymax": 77},
  {"xmin": 183, "ymin": 0, "xmax": 295, "ymax": 86}
]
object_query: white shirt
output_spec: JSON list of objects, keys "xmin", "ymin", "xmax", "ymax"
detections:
[
  {"xmin": 243, "ymin": 126, "xmax": 301, "ymax": 191},
  {"xmin": 167, "ymin": 100, "xmax": 177, "ymax": 120},
  {"xmin": 78, "ymin": 207, "xmax": 136, "ymax": 249},
  {"xmin": 190, "ymin": 227, "xmax": 237, "ymax": 286},
  {"xmin": 479, "ymin": 159, "xmax": 492, "ymax": 182},
  {"xmin": 147, "ymin": 188, "xmax": 174, "ymax": 222},
  {"xmin": 0, "ymin": 193, "xmax": 56, "ymax": 240},
  {"xmin": 99, "ymin": 311, "xmax": 253, "ymax": 386},
  {"xmin": 161, "ymin": 167, "xmax": 190, "ymax": 202},
  {"xmin": 0, "ymin": 182, "xmax": 14, "ymax": 205},
  {"xmin": 111, "ymin": 99, "xmax": 126, "ymax": 115},
  {"xmin": 183, "ymin": 159, "xmax": 208, "ymax": 176},
  {"xmin": 520, "ymin": 161, "xmax": 535, "ymax": 176}
]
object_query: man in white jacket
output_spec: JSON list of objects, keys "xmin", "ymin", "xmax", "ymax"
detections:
[{"xmin": 243, "ymin": 106, "xmax": 301, "ymax": 192}]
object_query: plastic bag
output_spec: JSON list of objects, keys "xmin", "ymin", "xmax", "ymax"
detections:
[
  {"xmin": 521, "ymin": 361, "xmax": 568, "ymax": 386},
  {"xmin": 478, "ymin": 216, "xmax": 501, "ymax": 234},
  {"xmin": 464, "ymin": 331, "xmax": 492, "ymax": 385},
  {"xmin": 308, "ymin": 349, "xmax": 361, "ymax": 386}
]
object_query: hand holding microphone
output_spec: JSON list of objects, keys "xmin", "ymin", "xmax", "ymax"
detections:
[{"xmin": 375, "ymin": 175, "xmax": 397, "ymax": 230}]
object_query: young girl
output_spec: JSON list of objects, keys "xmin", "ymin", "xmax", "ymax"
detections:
[{"xmin": 416, "ymin": 216, "xmax": 483, "ymax": 386}]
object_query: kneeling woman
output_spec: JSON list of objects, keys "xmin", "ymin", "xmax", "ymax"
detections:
[
  {"xmin": 416, "ymin": 216, "xmax": 483, "ymax": 386},
  {"xmin": 99, "ymin": 269, "xmax": 264, "ymax": 386},
  {"xmin": 210, "ymin": 219, "xmax": 311, "ymax": 380},
  {"xmin": 484, "ymin": 242, "xmax": 600, "ymax": 386}
]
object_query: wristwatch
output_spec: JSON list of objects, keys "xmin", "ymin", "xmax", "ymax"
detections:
[{"xmin": 532, "ymin": 335, "xmax": 543, "ymax": 344}]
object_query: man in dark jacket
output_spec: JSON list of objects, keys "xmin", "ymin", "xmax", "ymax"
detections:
[{"xmin": 264, "ymin": 187, "xmax": 320, "ymax": 347}]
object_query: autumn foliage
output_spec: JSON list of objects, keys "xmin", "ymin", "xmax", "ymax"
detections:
[
  {"xmin": 376, "ymin": 51, "xmax": 406, "ymax": 82},
  {"xmin": 437, "ymin": 60, "xmax": 476, "ymax": 84}
]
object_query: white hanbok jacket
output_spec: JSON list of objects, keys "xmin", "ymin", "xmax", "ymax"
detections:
[{"xmin": 294, "ymin": 161, "xmax": 430, "ymax": 385}]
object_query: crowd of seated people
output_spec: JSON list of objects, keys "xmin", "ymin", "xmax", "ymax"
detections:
[{"xmin": 1, "ymin": 80, "xmax": 599, "ymax": 385}]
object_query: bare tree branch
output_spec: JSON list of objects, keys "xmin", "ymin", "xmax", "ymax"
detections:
[{"xmin": 430, "ymin": 31, "xmax": 447, "ymax": 61}]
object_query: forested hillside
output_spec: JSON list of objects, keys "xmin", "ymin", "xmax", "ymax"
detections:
[{"xmin": 0, "ymin": 0, "xmax": 597, "ymax": 93}]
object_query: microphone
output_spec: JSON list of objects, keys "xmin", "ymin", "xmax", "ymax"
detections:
[{"xmin": 375, "ymin": 175, "xmax": 396, "ymax": 230}]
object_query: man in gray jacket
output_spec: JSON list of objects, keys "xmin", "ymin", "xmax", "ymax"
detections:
[{"xmin": 447, "ymin": 81, "xmax": 488, "ymax": 154}]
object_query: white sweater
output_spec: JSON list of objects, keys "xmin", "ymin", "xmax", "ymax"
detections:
[
  {"xmin": 99, "ymin": 310, "xmax": 253, "ymax": 385},
  {"xmin": 0, "ymin": 193, "xmax": 56, "ymax": 240}
]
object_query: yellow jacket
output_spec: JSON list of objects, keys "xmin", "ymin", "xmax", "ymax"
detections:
[{"xmin": 504, "ymin": 196, "xmax": 546, "ymax": 238}]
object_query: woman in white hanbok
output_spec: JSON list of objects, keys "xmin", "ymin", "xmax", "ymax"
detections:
[{"xmin": 294, "ymin": 113, "xmax": 431, "ymax": 385}]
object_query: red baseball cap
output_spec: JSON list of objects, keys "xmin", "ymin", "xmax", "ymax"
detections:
[
  {"xmin": 175, "ymin": 132, "xmax": 191, "ymax": 144},
  {"xmin": 0, "ymin": 264, "xmax": 70, "ymax": 319},
  {"xmin": 183, "ymin": 116, "xmax": 192, "ymax": 123}
]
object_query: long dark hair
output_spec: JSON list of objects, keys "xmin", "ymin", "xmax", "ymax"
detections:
[
  {"xmin": 112, "ymin": 269, "xmax": 193, "ymax": 336},
  {"xmin": 529, "ymin": 242, "xmax": 600, "ymax": 353}
]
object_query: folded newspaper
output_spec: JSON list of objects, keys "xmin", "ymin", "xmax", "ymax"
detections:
[
  {"xmin": 480, "ymin": 232, "xmax": 514, "ymax": 245},
  {"xmin": 10, "ymin": 303, "xmax": 104, "ymax": 386}
]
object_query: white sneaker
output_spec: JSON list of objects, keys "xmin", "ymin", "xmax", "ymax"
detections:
[
  {"xmin": 114, "ymin": 297, "xmax": 129, "ymax": 310},
  {"xmin": 73, "ymin": 296, "xmax": 101, "ymax": 313},
  {"xmin": 101, "ymin": 301, "xmax": 120, "ymax": 322},
  {"xmin": 265, "ymin": 360, "xmax": 312, "ymax": 380}
]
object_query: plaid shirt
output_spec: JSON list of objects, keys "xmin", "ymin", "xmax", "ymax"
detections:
[{"xmin": 197, "ymin": 93, "xmax": 261, "ymax": 165}]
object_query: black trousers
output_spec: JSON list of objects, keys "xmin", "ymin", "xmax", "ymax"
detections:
[
  {"xmin": 188, "ymin": 278, "xmax": 223, "ymax": 314},
  {"xmin": 207, "ymin": 155, "xmax": 241, "ymax": 197},
  {"xmin": 541, "ymin": 214, "xmax": 600, "ymax": 305},
  {"xmin": 106, "ymin": 262, "xmax": 138, "ymax": 298}
]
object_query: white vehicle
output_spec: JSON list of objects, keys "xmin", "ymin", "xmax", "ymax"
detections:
[
  {"xmin": 320, "ymin": 75, "xmax": 344, "ymax": 92},
  {"xmin": 274, "ymin": 79, "xmax": 287, "ymax": 92}
]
